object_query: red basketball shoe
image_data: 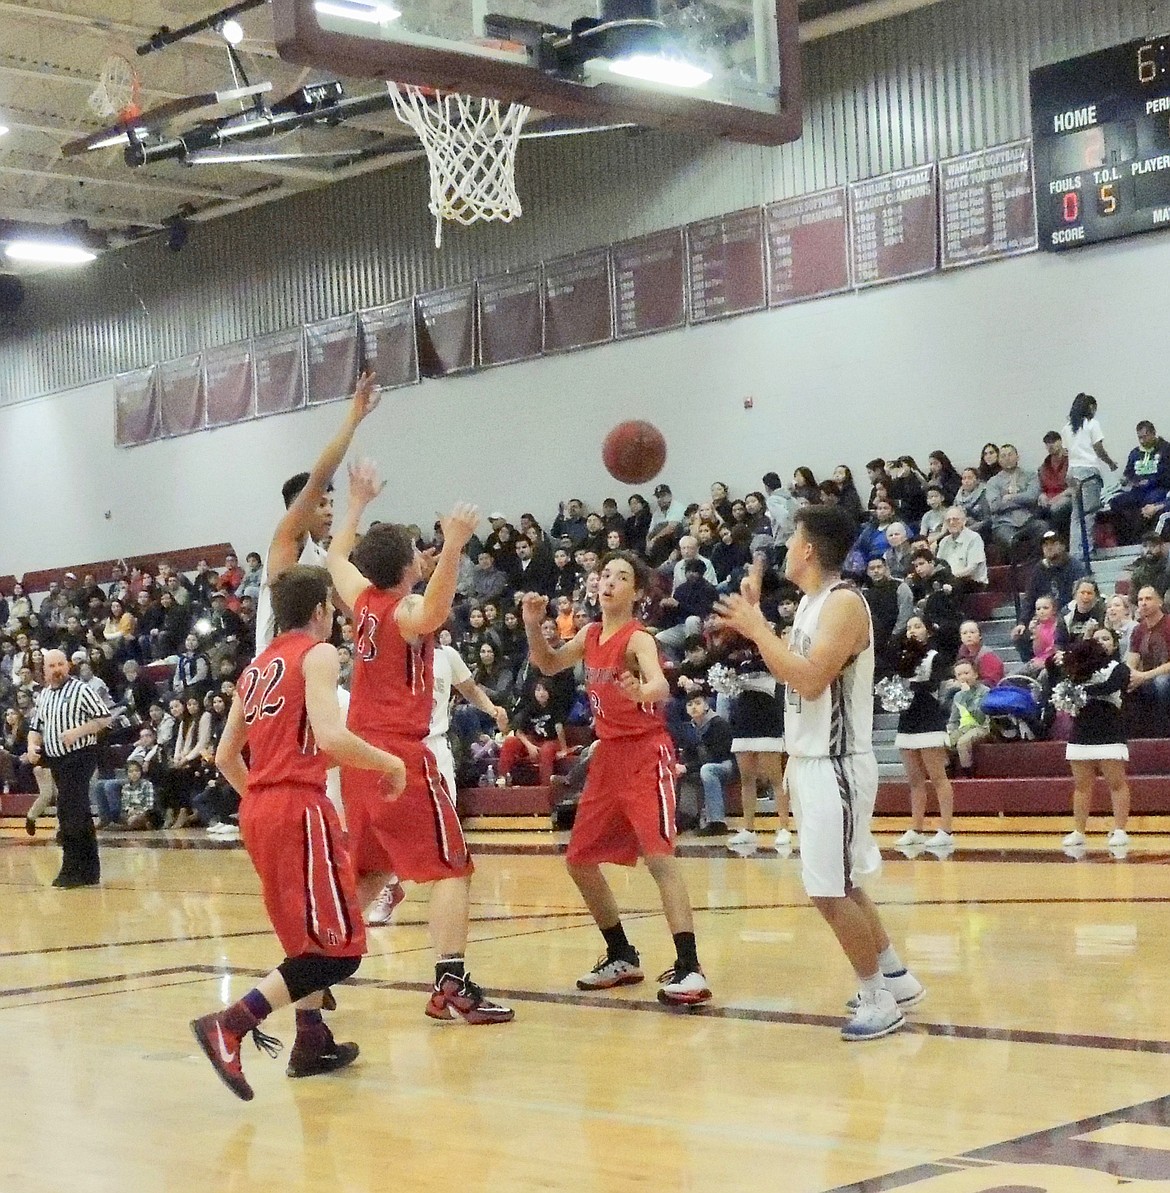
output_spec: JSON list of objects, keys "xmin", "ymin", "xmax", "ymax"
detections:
[{"xmin": 425, "ymin": 972, "xmax": 514, "ymax": 1025}]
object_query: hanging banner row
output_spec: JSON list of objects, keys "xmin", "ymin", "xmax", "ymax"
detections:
[{"xmin": 116, "ymin": 138, "xmax": 1037, "ymax": 447}]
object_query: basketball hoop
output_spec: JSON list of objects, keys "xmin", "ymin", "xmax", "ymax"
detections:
[
  {"xmin": 88, "ymin": 54, "xmax": 143, "ymax": 123},
  {"xmin": 386, "ymin": 82, "xmax": 530, "ymax": 248}
]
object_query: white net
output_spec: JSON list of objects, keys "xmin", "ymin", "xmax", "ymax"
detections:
[
  {"xmin": 386, "ymin": 83, "xmax": 530, "ymax": 248},
  {"xmin": 88, "ymin": 55, "xmax": 139, "ymax": 120}
]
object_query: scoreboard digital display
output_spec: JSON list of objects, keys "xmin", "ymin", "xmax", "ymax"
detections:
[{"xmin": 1031, "ymin": 34, "xmax": 1170, "ymax": 250}]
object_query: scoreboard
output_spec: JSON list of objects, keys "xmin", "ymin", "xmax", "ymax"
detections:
[{"xmin": 1031, "ymin": 34, "xmax": 1170, "ymax": 250}]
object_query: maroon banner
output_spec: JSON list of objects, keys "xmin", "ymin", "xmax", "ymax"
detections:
[
  {"xmin": 358, "ymin": 300, "xmax": 419, "ymax": 391},
  {"xmin": 115, "ymin": 367, "xmax": 158, "ymax": 448},
  {"xmin": 849, "ymin": 164, "xmax": 938, "ymax": 288},
  {"xmin": 157, "ymin": 354, "xmax": 205, "ymax": 437},
  {"xmin": 612, "ymin": 228, "xmax": 686, "ymax": 339},
  {"xmin": 766, "ymin": 188, "xmax": 851, "ymax": 306},
  {"xmin": 687, "ymin": 207, "xmax": 767, "ymax": 323},
  {"xmin": 203, "ymin": 341, "xmax": 255, "ymax": 427},
  {"xmin": 940, "ymin": 140, "xmax": 1038, "ymax": 269},
  {"xmin": 305, "ymin": 313, "xmax": 359, "ymax": 405},
  {"xmin": 416, "ymin": 285, "xmax": 475, "ymax": 378},
  {"xmin": 477, "ymin": 269, "xmax": 542, "ymax": 367},
  {"xmin": 542, "ymin": 250, "xmax": 612, "ymax": 354},
  {"xmin": 253, "ymin": 328, "xmax": 305, "ymax": 417}
]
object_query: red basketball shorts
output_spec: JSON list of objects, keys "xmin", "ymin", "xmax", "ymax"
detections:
[
  {"xmin": 342, "ymin": 737, "xmax": 473, "ymax": 883},
  {"xmin": 240, "ymin": 785, "xmax": 366, "ymax": 959},
  {"xmin": 565, "ymin": 733, "xmax": 676, "ymax": 867}
]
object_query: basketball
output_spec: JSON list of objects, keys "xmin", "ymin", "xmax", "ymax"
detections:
[{"xmin": 602, "ymin": 420, "xmax": 667, "ymax": 485}]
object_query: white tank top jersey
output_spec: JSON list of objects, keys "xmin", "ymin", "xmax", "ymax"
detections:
[
  {"xmin": 428, "ymin": 643, "xmax": 471, "ymax": 747},
  {"xmin": 254, "ymin": 536, "xmax": 329, "ymax": 657},
  {"xmin": 785, "ymin": 580, "xmax": 874, "ymax": 758}
]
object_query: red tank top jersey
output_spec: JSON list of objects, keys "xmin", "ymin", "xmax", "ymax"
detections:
[
  {"xmin": 583, "ymin": 619, "xmax": 665, "ymax": 741},
  {"xmin": 238, "ymin": 631, "xmax": 327, "ymax": 794},
  {"xmin": 349, "ymin": 584, "xmax": 434, "ymax": 740}
]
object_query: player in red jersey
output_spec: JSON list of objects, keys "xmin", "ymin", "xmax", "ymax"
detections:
[
  {"xmin": 522, "ymin": 550, "xmax": 712, "ymax": 1007},
  {"xmin": 327, "ymin": 461, "xmax": 513, "ymax": 1025},
  {"xmin": 190, "ymin": 566, "xmax": 407, "ymax": 1101}
]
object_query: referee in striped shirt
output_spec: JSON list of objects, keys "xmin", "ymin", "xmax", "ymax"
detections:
[{"xmin": 27, "ymin": 650, "xmax": 115, "ymax": 888}]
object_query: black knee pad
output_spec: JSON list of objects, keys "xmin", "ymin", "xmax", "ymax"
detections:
[{"xmin": 278, "ymin": 954, "xmax": 360, "ymax": 1003}]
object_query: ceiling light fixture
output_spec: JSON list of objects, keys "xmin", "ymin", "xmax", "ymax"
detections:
[
  {"xmin": 313, "ymin": 0, "xmax": 402, "ymax": 26},
  {"xmin": 219, "ymin": 18, "xmax": 245, "ymax": 44},
  {"xmin": 4, "ymin": 240, "xmax": 97, "ymax": 265},
  {"xmin": 0, "ymin": 124, "xmax": 9, "ymax": 137}
]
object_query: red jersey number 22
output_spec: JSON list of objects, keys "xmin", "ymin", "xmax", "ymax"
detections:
[{"xmin": 241, "ymin": 658, "xmax": 286, "ymax": 724}]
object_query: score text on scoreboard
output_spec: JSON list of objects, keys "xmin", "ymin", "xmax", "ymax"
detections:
[{"xmin": 1031, "ymin": 34, "xmax": 1170, "ymax": 250}]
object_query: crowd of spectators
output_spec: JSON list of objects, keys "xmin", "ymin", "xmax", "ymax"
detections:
[{"xmin": 4, "ymin": 400, "xmax": 1170, "ymax": 832}]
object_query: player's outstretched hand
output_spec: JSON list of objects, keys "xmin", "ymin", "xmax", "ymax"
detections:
[
  {"xmin": 713, "ymin": 593, "xmax": 770, "ymax": 642},
  {"xmin": 441, "ymin": 502, "xmax": 480, "ymax": 550},
  {"xmin": 347, "ymin": 458, "xmax": 385, "ymax": 508},
  {"xmin": 492, "ymin": 704, "xmax": 509, "ymax": 733},
  {"xmin": 739, "ymin": 554, "xmax": 765, "ymax": 605},
  {"xmin": 350, "ymin": 371, "xmax": 380, "ymax": 422},
  {"xmin": 616, "ymin": 670, "xmax": 643, "ymax": 703},
  {"xmin": 380, "ymin": 755, "xmax": 408, "ymax": 801},
  {"xmin": 521, "ymin": 592, "xmax": 548, "ymax": 626},
  {"xmin": 418, "ymin": 546, "xmax": 438, "ymax": 580}
]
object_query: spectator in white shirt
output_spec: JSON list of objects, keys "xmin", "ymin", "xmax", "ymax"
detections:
[
  {"xmin": 934, "ymin": 508, "xmax": 988, "ymax": 600},
  {"xmin": 1061, "ymin": 391, "xmax": 1119, "ymax": 566}
]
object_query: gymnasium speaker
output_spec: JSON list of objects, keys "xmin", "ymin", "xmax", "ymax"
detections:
[{"xmin": 0, "ymin": 274, "xmax": 25, "ymax": 325}]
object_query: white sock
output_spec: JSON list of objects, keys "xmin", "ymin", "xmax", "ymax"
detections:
[
  {"xmin": 859, "ymin": 972, "xmax": 884, "ymax": 1000},
  {"xmin": 878, "ymin": 945, "xmax": 904, "ymax": 976}
]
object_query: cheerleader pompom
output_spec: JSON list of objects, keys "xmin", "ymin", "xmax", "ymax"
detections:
[
  {"xmin": 1051, "ymin": 678, "xmax": 1088, "ymax": 716},
  {"xmin": 707, "ymin": 663, "xmax": 745, "ymax": 698},
  {"xmin": 875, "ymin": 676, "xmax": 914, "ymax": 713}
]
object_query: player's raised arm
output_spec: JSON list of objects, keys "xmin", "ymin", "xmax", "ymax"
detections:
[
  {"xmin": 214, "ymin": 694, "xmax": 250, "ymax": 796},
  {"xmin": 396, "ymin": 502, "xmax": 479, "ymax": 640},
  {"xmin": 268, "ymin": 371, "xmax": 380, "ymax": 579},
  {"xmin": 714, "ymin": 587, "xmax": 868, "ymax": 701},
  {"xmin": 302, "ymin": 642, "xmax": 407, "ymax": 796},
  {"xmin": 327, "ymin": 458, "xmax": 386, "ymax": 609},
  {"xmin": 521, "ymin": 592, "xmax": 587, "ymax": 674}
]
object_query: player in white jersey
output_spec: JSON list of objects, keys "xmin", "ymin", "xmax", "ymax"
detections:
[
  {"xmin": 365, "ymin": 642, "xmax": 508, "ymax": 926},
  {"xmin": 714, "ymin": 505, "xmax": 924, "ymax": 1042}
]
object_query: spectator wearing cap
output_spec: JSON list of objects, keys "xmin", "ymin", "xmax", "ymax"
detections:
[
  {"xmin": 599, "ymin": 497, "xmax": 626, "ymax": 537},
  {"xmin": 551, "ymin": 499, "xmax": 588, "ymax": 547},
  {"xmin": 1011, "ymin": 531, "xmax": 1084, "ymax": 659},
  {"xmin": 645, "ymin": 483, "xmax": 686, "ymax": 566},
  {"xmin": 1037, "ymin": 431, "xmax": 1072, "ymax": 536},
  {"xmin": 1130, "ymin": 533, "xmax": 1170, "ymax": 601},
  {"xmin": 484, "ymin": 511, "xmax": 511, "ymax": 556},
  {"xmin": 934, "ymin": 508, "xmax": 988, "ymax": 601}
]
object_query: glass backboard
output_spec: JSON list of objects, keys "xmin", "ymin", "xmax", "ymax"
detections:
[{"xmin": 272, "ymin": 0, "xmax": 802, "ymax": 146}]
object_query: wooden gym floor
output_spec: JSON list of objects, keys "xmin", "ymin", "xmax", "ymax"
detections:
[{"xmin": 3, "ymin": 823, "xmax": 1170, "ymax": 1193}]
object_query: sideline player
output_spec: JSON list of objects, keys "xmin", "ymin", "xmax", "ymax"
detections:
[
  {"xmin": 326, "ymin": 461, "xmax": 513, "ymax": 1025},
  {"xmin": 714, "ymin": 505, "xmax": 924, "ymax": 1041},
  {"xmin": 365, "ymin": 639, "xmax": 508, "ymax": 926},
  {"xmin": 521, "ymin": 550, "xmax": 711, "ymax": 1007},
  {"xmin": 190, "ymin": 566, "xmax": 407, "ymax": 1100}
]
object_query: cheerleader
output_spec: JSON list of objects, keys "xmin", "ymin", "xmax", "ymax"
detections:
[
  {"xmin": 1058, "ymin": 631, "xmax": 1131, "ymax": 850},
  {"xmin": 894, "ymin": 617, "xmax": 956, "ymax": 849},
  {"xmin": 709, "ymin": 570, "xmax": 792, "ymax": 855}
]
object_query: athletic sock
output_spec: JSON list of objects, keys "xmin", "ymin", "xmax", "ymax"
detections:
[
  {"xmin": 601, "ymin": 922, "xmax": 635, "ymax": 962},
  {"xmin": 223, "ymin": 988, "xmax": 271, "ymax": 1033},
  {"xmin": 877, "ymin": 945, "xmax": 906, "ymax": 976},
  {"xmin": 858, "ymin": 972, "xmax": 884, "ymax": 1001},
  {"xmin": 436, "ymin": 955, "xmax": 465, "ymax": 984},
  {"xmin": 672, "ymin": 931, "xmax": 699, "ymax": 977}
]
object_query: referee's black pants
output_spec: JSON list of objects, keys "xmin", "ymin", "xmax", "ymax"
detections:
[{"xmin": 46, "ymin": 747, "xmax": 100, "ymax": 885}]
